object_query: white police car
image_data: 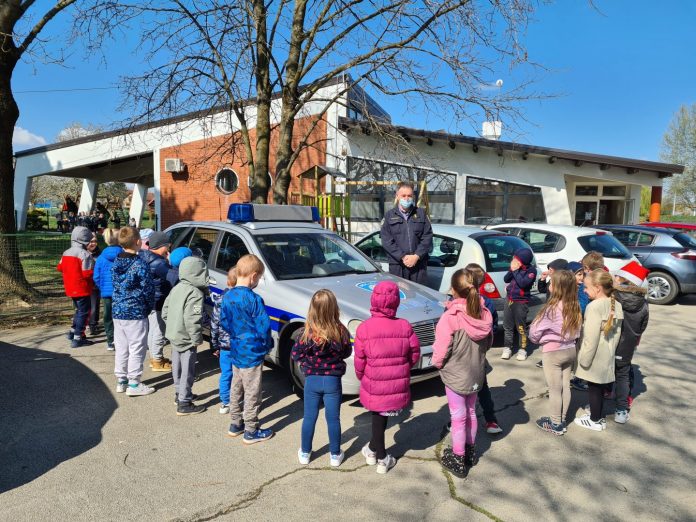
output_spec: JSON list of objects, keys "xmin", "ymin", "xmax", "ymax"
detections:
[{"xmin": 165, "ymin": 204, "xmax": 446, "ymax": 395}]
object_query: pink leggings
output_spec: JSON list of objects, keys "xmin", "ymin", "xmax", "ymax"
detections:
[{"xmin": 445, "ymin": 387, "xmax": 478, "ymax": 455}]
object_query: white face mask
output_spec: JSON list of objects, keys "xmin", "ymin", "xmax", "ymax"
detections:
[{"xmin": 399, "ymin": 198, "xmax": 413, "ymax": 209}]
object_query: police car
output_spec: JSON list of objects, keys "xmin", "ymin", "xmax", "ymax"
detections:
[{"xmin": 165, "ymin": 204, "xmax": 446, "ymax": 395}]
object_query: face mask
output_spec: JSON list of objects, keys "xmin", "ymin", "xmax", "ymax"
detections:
[{"xmin": 399, "ymin": 198, "xmax": 413, "ymax": 209}]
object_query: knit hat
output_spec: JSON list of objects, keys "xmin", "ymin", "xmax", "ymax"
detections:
[
  {"xmin": 567, "ymin": 261, "xmax": 583, "ymax": 274},
  {"xmin": 616, "ymin": 261, "xmax": 649, "ymax": 286},
  {"xmin": 148, "ymin": 231, "xmax": 171, "ymax": 250},
  {"xmin": 548, "ymin": 258, "xmax": 568, "ymax": 271},
  {"xmin": 169, "ymin": 247, "xmax": 192, "ymax": 268},
  {"xmin": 71, "ymin": 226, "xmax": 93, "ymax": 246},
  {"xmin": 139, "ymin": 228, "xmax": 154, "ymax": 241},
  {"xmin": 513, "ymin": 247, "xmax": 534, "ymax": 266}
]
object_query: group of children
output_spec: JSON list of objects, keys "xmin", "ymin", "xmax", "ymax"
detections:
[{"xmin": 59, "ymin": 227, "xmax": 650, "ymax": 478}]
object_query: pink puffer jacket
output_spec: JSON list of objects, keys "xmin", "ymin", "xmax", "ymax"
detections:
[{"xmin": 354, "ymin": 281, "xmax": 421, "ymax": 412}]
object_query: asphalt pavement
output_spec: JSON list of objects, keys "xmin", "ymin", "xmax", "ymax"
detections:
[{"xmin": 1, "ymin": 296, "xmax": 696, "ymax": 521}]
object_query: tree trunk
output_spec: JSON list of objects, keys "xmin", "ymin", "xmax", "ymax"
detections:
[
  {"xmin": 273, "ymin": 112, "xmax": 295, "ymax": 205},
  {"xmin": 251, "ymin": 0, "xmax": 271, "ymax": 204},
  {"xmin": 0, "ymin": 51, "xmax": 36, "ymax": 300}
]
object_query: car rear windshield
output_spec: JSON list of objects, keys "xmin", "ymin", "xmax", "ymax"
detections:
[
  {"xmin": 577, "ymin": 234, "xmax": 632, "ymax": 259},
  {"xmin": 476, "ymin": 235, "xmax": 536, "ymax": 272},
  {"xmin": 674, "ymin": 232, "xmax": 696, "ymax": 249}
]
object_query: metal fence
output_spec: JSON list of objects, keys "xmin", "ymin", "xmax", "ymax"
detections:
[{"xmin": 0, "ymin": 233, "xmax": 74, "ymax": 324}]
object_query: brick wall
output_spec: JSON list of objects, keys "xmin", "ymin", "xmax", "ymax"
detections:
[{"xmin": 158, "ymin": 116, "xmax": 327, "ymax": 228}]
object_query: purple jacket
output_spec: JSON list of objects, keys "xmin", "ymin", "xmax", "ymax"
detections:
[
  {"xmin": 528, "ymin": 303, "xmax": 580, "ymax": 352},
  {"xmin": 354, "ymin": 281, "xmax": 421, "ymax": 412}
]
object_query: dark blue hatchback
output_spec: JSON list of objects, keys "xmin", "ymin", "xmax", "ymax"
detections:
[{"xmin": 595, "ymin": 225, "xmax": 696, "ymax": 305}]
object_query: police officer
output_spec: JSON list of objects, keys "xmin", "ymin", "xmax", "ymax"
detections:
[{"xmin": 380, "ymin": 181, "xmax": 433, "ymax": 284}]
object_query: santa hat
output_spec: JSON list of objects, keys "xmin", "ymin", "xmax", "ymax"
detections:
[{"xmin": 616, "ymin": 261, "xmax": 649, "ymax": 286}]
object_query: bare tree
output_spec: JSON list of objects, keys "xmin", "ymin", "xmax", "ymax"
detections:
[
  {"xmin": 661, "ymin": 104, "xmax": 696, "ymax": 214},
  {"xmin": 79, "ymin": 0, "xmax": 542, "ymax": 205},
  {"xmin": 0, "ymin": 0, "xmax": 81, "ymax": 300}
]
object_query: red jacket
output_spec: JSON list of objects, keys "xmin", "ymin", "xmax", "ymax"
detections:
[
  {"xmin": 354, "ymin": 281, "xmax": 420, "ymax": 412},
  {"xmin": 57, "ymin": 230, "xmax": 95, "ymax": 298}
]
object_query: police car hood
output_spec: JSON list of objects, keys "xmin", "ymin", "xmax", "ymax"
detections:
[{"xmin": 270, "ymin": 272, "xmax": 445, "ymax": 323}]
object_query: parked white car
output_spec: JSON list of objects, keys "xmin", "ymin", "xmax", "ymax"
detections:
[
  {"xmin": 165, "ymin": 204, "xmax": 446, "ymax": 395},
  {"xmin": 488, "ymin": 223, "xmax": 638, "ymax": 273},
  {"xmin": 354, "ymin": 224, "xmax": 544, "ymax": 318}
]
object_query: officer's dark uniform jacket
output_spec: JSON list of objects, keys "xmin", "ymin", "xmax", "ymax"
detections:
[{"xmin": 380, "ymin": 205, "xmax": 433, "ymax": 283}]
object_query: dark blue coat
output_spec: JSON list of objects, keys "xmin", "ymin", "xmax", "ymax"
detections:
[
  {"xmin": 381, "ymin": 206, "xmax": 433, "ymax": 268},
  {"xmin": 139, "ymin": 250, "xmax": 172, "ymax": 311},
  {"xmin": 112, "ymin": 253, "xmax": 155, "ymax": 320},
  {"xmin": 504, "ymin": 265, "xmax": 537, "ymax": 302}
]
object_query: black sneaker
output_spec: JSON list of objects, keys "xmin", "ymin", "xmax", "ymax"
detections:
[
  {"xmin": 71, "ymin": 337, "xmax": 94, "ymax": 348},
  {"xmin": 227, "ymin": 423, "xmax": 245, "ymax": 437},
  {"xmin": 176, "ymin": 402, "xmax": 206, "ymax": 416},
  {"xmin": 174, "ymin": 393, "xmax": 199, "ymax": 405},
  {"xmin": 89, "ymin": 327, "xmax": 99, "ymax": 336},
  {"xmin": 464, "ymin": 444, "xmax": 478, "ymax": 467},
  {"xmin": 66, "ymin": 330, "xmax": 75, "ymax": 340},
  {"xmin": 441, "ymin": 447, "xmax": 467, "ymax": 478}
]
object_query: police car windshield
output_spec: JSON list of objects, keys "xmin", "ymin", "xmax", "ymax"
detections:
[{"xmin": 254, "ymin": 232, "xmax": 380, "ymax": 280}]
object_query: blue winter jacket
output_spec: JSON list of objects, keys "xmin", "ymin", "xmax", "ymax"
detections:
[
  {"xmin": 483, "ymin": 295, "xmax": 499, "ymax": 335},
  {"xmin": 220, "ymin": 286, "xmax": 273, "ymax": 369},
  {"xmin": 93, "ymin": 246, "xmax": 122, "ymax": 298},
  {"xmin": 112, "ymin": 252, "xmax": 155, "ymax": 320},
  {"xmin": 139, "ymin": 249, "xmax": 172, "ymax": 311},
  {"xmin": 504, "ymin": 265, "xmax": 538, "ymax": 303},
  {"xmin": 578, "ymin": 283, "xmax": 590, "ymax": 316},
  {"xmin": 210, "ymin": 289, "xmax": 231, "ymax": 351}
]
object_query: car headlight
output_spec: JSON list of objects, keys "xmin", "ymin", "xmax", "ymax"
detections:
[{"xmin": 347, "ymin": 319, "xmax": 363, "ymax": 339}]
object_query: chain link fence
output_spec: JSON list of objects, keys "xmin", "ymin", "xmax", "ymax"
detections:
[{"xmin": 0, "ymin": 233, "xmax": 74, "ymax": 325}]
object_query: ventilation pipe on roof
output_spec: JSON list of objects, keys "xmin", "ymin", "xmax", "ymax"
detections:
[{"xmin": 482, "ymin": 121, "xmax": 502, "ymax": 140}]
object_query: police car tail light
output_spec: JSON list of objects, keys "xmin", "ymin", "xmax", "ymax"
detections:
[
  {"xmin": 480, "ymin": 273, "xmax": 501, "ymax": 299},
  {"xmin": 347, "ymin": 319, "xmax": 363, "ymax": 341},
  {"xmin": 227, "ymin": 203, "xmax": 319, "ymax": 223}
]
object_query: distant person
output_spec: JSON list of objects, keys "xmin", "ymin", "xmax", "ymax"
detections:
[
  {"xmin": 93, "ymin": 228, "xmax": 122, "ymax": 351},
  {"xmin": 163, "ymin": 256, "xmax": 209, "ymax": 416},
  {"xmin": 574, "ymin": 270, "xmax": 623, "ymax": 432},
  {"xmin": 57, "ymin": 226, "xmax": 96, "ymax": 348},
  {"xmin": 501, "ymin": 248, "xmax": 537, "ymax": 361},
  {"xmin": 530, "ymin": 271, "xmax": 582, "ymax": 436},
  {"xmin": 63, "ymin": 195, "xmax": 78, "ymax": 215},
  {"xmin": 292, "ymin": 290, "xmax": 352, "ymax": 467},
  {"xmin": 111, "ymin": 226, "xmax": 156, "ymax": 397},
  {"xmin": 354, "ymin": 281, "xmax": 420, "ymax": 474},
  {"xmin": 612, "ymin": 261, "xmax": 650, "ymax": 424},
  {"xmin": 210, "ymin": 267, "xmax": 236, "ymax": 414},
  {"xmin": 139, "ymin": 231, "xmax": 173, "ymax": 372},
  {"xmin": 221, "ymin": 254, "xmax": 274, "ymax": 444},
  {"xmin": 433, "ymin": 269, "xmax": 493, "ymax": 478},
  {"xmin": 129, "ymin": 217, "xmax": 137, "ymax": 227},
  {"xmin": 380, "ymin": 181, "xmax": 433, "ymax": 284}
]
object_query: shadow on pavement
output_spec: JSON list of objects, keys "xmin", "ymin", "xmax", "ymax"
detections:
[{"xmin": 0, "ymin": 341, "xmax": 117, "ymax": 494}]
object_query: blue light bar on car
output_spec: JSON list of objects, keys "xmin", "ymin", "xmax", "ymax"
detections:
[{"xmin": 227, "ymin": 203, "xmax": 319, "ymax": 223}]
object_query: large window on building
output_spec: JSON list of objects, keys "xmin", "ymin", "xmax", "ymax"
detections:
[
  {"xmin": 346, "ymin": 157, "xmax": 456, "ymax": 223},
  {"xmin": 465, "ymin": 176, "xmax": 545, "ymax": 225}
]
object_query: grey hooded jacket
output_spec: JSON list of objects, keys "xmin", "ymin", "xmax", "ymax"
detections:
[{"xmin": 162, "ymin": 257, "xmax": 209, "ymax": 352}]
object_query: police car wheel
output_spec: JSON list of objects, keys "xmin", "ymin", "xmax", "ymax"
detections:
[{"xmin": 287, "ymin": 329, "xmax": 305, "ymax": 398}]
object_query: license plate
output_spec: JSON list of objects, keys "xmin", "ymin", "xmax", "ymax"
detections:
[{"xmin": 420, "ymin": 354, "xmax": 433, "ymax": 369}]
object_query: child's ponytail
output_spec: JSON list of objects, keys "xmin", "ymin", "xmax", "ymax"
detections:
[
  {"xmin": 603, "ymin": 291, "xmax": 616, "ymax": 337},
  {"xmin": 451, "ymin": 268, "xmax": 481, "ymax": 319}
]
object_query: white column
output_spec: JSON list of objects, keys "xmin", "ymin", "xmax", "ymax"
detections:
[
  {"xmin": 129, "ymin": 183, "xmax": 147, "ymax": 228},
  {"xmin": 78, "ymin": 179, "xmax": 98, "ymax": 214},
  {"xmin": 153, "ymin": 149, "xmax": 162, "ymax": 230},
  {"xmin": 13, "ymin": 172, "xmax": 32, "ymax": 231}
]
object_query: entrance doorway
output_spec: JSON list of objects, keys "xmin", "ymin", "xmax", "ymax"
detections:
[{"xmin": 572, "ymin": 183, "xmax": 629, "ymax": 226}]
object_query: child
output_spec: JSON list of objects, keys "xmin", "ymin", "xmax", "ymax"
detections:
[
  {"xmin": 536, "ymin": 258, "xmax": 568, "ymax": 296},
  {"xmin": 93, "ymin": 228, "xmax": 122, "ymax": 351},
  {"xmin": 221, "ymin": 254, "xmax": 274, "ymax": 443},
  {"xmin": 433, "ymin": 269, "xmax": 493, "ymax": 478},
  {"xmin": 530, "ymin": 271, "xmax": 582, "ymax": 435},
  {"xmin": 57, "ymin": 226, "xmax": 96, "ymax": 348},
  {"xmin": 292, "ymin": 290, "xmax": 352, "ymax": 467},
  {"xmin": 465, "ymin": 263, "xmax": 502, "ymax": 434},
  {"xmin": 166, "ymin": 246, "xmax": 193, "ymax": 288},
  {"xmin": 354, "ymin": 281, "xmax": 420, "ymax": 474},
  {"xmin": 111, "ymin": 227, "xmax": 156, "ymax": 396},
  {"xmin": 567, "ymin": 261, "xmax": 590, "ymax": 316},
  {"xmin": 612, "ymin": 261, "xmax": 649, "ymax": 424},
  {"xmin": 574, "ymin": 269, "xmax": 624, "ymax": 432},
  {"xmin": 211, "ymin": 267, "xmax": 237, "ymax": 414},
  {"xmin": 162, "ymin": 256, "xmax": 209, "ymax": 415},
  {"xmin": 86, "ymin": 234, "xmax": 101, "ymax": 336},
  {"xmin": 502, "ymin": 247, "xmax": 537, "ymax": 361}
]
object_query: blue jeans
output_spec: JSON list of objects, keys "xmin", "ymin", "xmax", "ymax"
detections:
[
  {"xmin": 71, "ymin": 296, "xmax": 91, "ymax": 338},
  {"xmin": 301, "ymin": 375, "xmax": 342, "ymax": 455},
  {"xmin": 219, "ymin": 349, "xmax": 234, "ymax": 405}
]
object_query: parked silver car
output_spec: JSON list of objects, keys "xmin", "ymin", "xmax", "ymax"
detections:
[{"xmin": 165, "ymin": 204, "xmax": 445, "ymax": 395}]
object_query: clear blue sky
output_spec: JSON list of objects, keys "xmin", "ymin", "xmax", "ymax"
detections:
[{"xmin": 12, "ymin": 1, "xmax": 696, "ymax": 163}]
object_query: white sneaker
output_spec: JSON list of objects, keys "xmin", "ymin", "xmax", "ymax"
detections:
[
  {"xmin": 219, "ymin": 404, "xmax": 230, "ymax": 415},
  {"xmin": 116, "ymin": 380, "xmax": 127, "ymax": 393},
  {"xmin": 501, "ymin": 348, "xmax": 512, "ymax": 360},
  {"xmin": 614, "ymin": 410, "xmax": 630, "ymax": 424},
  {"xmin": 297, "ymin": 449, "xmax": 311, "ymax": 465},
  {"xmin": 574, "ymin": 414, "xmax": 604, "ymax": 432},
  {"xmin": 330, "ymin": 451, "xmax": 345, "ymax": 467},
  {"xmin": 516, "ymin": 350, "xmax": 528, "ymax": 361},
  {"xmin": 126, "ymin": 383, "xmax": 155, "ymax": 397},
  {"xmin": 361, "ymin": 443, "xmax": 377, "ymax": 466},
  {"xmin": 376, "ymin": 454, "xmax": 396, "ymax": 474}
]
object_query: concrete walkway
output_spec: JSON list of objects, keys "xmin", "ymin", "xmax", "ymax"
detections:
[{"xmin": 2, "ymin": 296, "xmax": 696, "ymax": 521}]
